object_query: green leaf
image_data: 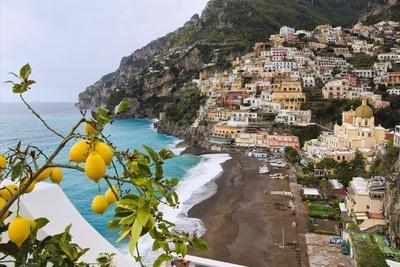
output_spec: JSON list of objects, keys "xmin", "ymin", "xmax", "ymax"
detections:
[
  {"xmin": 143, "ymin": 145, "xmax": 158, "ymax": 162},
  {"xmin": 34, "ymin": 218, "xmax": 49, "ymax": 230},
  {"xmin": 114, "ymin": 100, "xmax": 129, "ymax": 114},
  {"xmin": 116, "ymin": 226, "xmax": 130, "ymax": 242},
  {"xmin": 129, "ymin": 219, "xmax": 142, "ymax": 255},
  {"xmin": 119, "ymin": 214, "xmax": 135, "ymax": 225},
  {"xmin": 176, "ymin": 242, "xmax": 187, "ymax": 256},
  {"xmin": 108, "ymin": 219, "xmax": 121, "ymax": 229},
  {"xmin": 153, "ymin": 253, "xmax": 172, "ymax": 267},
  {"xmin": 19, "ymin": 63, "xmax": 32, "ymax": 80},
  {"xmin": 168, "ymin": 178, "xmax": 179, "ymax": 187},
  {"xmin": 191, "ymin": 238, "xmax": 208, "ymax": 251},
  {"xmin": 116, "ymin": 198, "xmax": 138, "ymax": 210},
  {"xmin": 155, "ymin": 162, "xmax": 163, "ymax": 180},
  {"xmin": 137, "ymin": 203, "xmax": 150, "ymax": 227}
]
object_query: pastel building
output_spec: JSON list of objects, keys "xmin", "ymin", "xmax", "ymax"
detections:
[
  {"xmin": 271, "ymin": 81, "xmax": 306, "ymax": 110},
  {"xmin": 304, "ymin": 100, "xmax": 387, "ymax": 162},
  {"xmin": 345, "ymin": 177, "xmax": 386, "ymax": 230}
]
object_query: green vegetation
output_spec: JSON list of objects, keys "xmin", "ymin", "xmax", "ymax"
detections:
[
  {"xmin": 284, "ymin": 147, "xmax": 300, "ymax": 163},
  {"xmin": 369, "ymin": 144, "xmax": 400, "ymax": 176},
  {"xmin": 166, "ymin": 86, "xmax": 207, "ymax": 125},
  {"xmin": 347, "ymin": 54, "xmax": 377, "ymax": 68},
  {"xmin": 375, "ymin": 95, "xmax": 400, "ymax": 129},
  {"xmin": 289, "ymin": 125, "xmax": 321, "ymax": 147},
  {"xmin": 172, "ymin": 0, "xmax": 374, "ymax": 50},
  {"xmin": 301, "ymin": 99, "xmax": 361, "ymax": 126},
  {"xmin": 353, "ymin": 232, "xmax": 399, "ymax": 266},
  {"xmin": 366, "ymin": 5, "xmax": 400, "ymax": 25},
  {"xmin": 299, "ymin": 151, "xmax": 366, "ymax": 187},
  {"xmin": 307, "ymin": 202, "xmax": 338, "ymax": 219}
]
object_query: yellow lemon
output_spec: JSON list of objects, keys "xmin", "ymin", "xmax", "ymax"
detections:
[
  {"xmin": 85, "ymin": 152, "xmax": 106, "ymax": 182},
  {"xmin": 105, "ymin": 186, "xmax": 118, "ymax": 204},
  {"xmin": 69, "ymin": 140, "xmax": 92, "ymax": 163},
  {"xmin": 0, "ymin": 198, "xmax": 10, "ymax": 221},
  {"xmin": 0, "ymin": 185, "xmax": 19, "ymax": 201},
  {"xmin": 8, "ymin": 216, "xmax": 34, "ymax": 247},
  {"xmin": 0, "ymin": 155, "xmax": 7, "ymax": 170},
  {"xmin": 84, "ymin": 122, "xmax": 98, "ymax": 136},
  {"xmin": 91, "ymin": 195, "xmax": 108, "ymax": 214},
  {"xmin": 21, "ymin": 178, "xmax": 35, "ymax": 194},
  {"xmin": 95, "ymin": 142, "xmax": 113, "ymax": 165},
  {"xmin": 50, "ymin": 167, "xmax": 63, "ymax": 184},
  {"xmin": 36, "ymin": 168, "xmax": 52, "ymax": 181}
]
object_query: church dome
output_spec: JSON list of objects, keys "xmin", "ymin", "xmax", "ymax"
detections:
[{"xmin": 355, "ymin": 99, "xmax": 373, "ymax": 118}]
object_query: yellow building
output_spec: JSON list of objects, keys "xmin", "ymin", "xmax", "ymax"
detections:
[
  {"xmin": 206, "ymin": 108, "xmax": 232, "ymax": 122},
  {"xmin": 305, "ymin": 100, "xmax": 387, "ymax": 162},
  {"xmin": 271, "ymin": 81, "xmax": 306, "ymax": 110},
  {"xmin": 211, "ymin": 123, "xmax": 245, "ymax": 139}
]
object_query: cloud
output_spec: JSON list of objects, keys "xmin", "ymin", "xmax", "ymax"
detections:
[{"xmin": 0, "ymin": 0, "xmax": 209, "ymax": 102}]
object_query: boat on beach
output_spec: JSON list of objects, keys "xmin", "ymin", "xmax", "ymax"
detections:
[{"xmin": 259, "ymin": 166, "xmax": 270, "ymax": 174}]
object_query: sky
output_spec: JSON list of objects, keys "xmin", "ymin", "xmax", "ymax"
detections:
[{"xmin": 0, "ymin": 0, "xmax": 209, "ymax": 103}]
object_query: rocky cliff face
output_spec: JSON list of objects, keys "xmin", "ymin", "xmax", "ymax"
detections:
[
  {"xmin": 384, "ymin": 156, "xmax": 400, "ymax": 248},
  {"xmin": 77, "ymin": 0, "xmax": 388, "ymax": 114},
  {"xmin": 156, "ymin": 120, "xmax": 213, "ymax": 148}
]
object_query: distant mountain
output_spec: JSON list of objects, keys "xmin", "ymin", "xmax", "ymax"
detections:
[{"xmin": 77, "ymin": 0, "xmax": 395, "ymax": 119}]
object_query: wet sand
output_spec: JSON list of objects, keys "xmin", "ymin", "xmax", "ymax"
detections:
[{"xmin": 188, "ymin": 153, "xmax": 300, "ymax": 267}]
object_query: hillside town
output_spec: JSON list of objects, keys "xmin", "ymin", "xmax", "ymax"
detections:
[{"xmin": 184, "ymin": 20, "xmax": 400, "ymax": 266}]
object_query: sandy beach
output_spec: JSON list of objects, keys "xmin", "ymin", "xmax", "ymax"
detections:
[{"xmin": 188, "ymin": 153, "xmax": 301, "ymax": 267}]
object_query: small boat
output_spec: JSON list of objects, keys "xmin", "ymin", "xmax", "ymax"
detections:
[{"xmin": 259, "ymin": 166, "xmax": 270, "ymax": 174}]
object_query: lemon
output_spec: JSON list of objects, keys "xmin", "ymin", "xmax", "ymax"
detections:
[
  {"xmin": 21, "ymin": 178, "xmax": 35, "ymax": 194},
  {"xmin": 0, "ymin": 155, "xmax": 7, "ymax": 170},
  {"xmin": 91, "ymin": 195, "xmax": 108, "ymax": 214},
  {"xmin": 0, "ymin": 185, "xmax": 19, "ymax": 201},
  {"xmin": 95, "ymin": 142, "xmax": 113, "ymax": 165},
  {"xmin": 105, "ymin": 186, "xmax": 118, "ymax": 204},
  {"xmin": 0, "ymin": 198, "xmax": 10, "ymax": 221},
  {"xmin": 36, "ymin": 168, "xmax": 52, "ymax": 181},
  {"xmin": 50, "ymin": 167, "xmax": 63, "ymax": 184},
  {"xmin": 85, "ymin": 152, "xmax": 106, "ymax": 182},
  {"xmin": 69, "ymin": 140, "xmax": 92, "ymax": 163},
  {"xmin": 84, "ymin": 122, "xmax": 98, "ymax": 136},
  {"xmin": 8, "ymin": 216, "xmax": 35, "ymax": 247}
]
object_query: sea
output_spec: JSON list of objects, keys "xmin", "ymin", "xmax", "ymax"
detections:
[{"xmin": 0, "ymin": 102, "xmax": 229, "ymax": 262}]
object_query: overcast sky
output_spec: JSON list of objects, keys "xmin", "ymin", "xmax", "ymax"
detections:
[{"xmin": 0, "ymin": 0, "xmax": 209, "ymax": 103}]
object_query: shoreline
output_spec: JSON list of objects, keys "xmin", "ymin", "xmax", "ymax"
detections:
[{"xmin": 187, "ymin": 152, "xmax": 300, "ymax": 266}]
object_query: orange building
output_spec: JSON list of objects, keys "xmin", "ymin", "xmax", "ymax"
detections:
[{"xmin": 388, "ymin": 72, "xmax": 400, "ymax": 87}]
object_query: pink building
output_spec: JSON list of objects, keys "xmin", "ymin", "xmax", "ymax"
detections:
[
  {"xmin": 322, "ymin": 79, "xmax": 349, "ymax": 99},
  {"xmin": 266, "ymin": 133, "xmax": 300, "ymax": 149}
]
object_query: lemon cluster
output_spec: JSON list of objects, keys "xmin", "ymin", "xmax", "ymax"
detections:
[
  {"xmin": 69, "ymin": 123, "xmax": 113, "ymax": 183},
  {"xmin": 91, "ymin": 186, "xmax": 119, "ymax": 215}
]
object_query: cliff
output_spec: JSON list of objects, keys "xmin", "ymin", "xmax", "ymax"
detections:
[{"xmin": 77, "ymin": 0, "xmax": 390, "ymax": 117}]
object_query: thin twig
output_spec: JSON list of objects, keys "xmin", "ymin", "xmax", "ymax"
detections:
[
  {"xmin": 0, "ymin": 119, "xmax": 84, "ymax": 219},
  {"xmin": 20, "ymin": 94, "xmax": 65, "ymax": 139}
]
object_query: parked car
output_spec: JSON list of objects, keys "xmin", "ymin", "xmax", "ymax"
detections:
[{"xmin": 329, "ymin": 236, "xmax": 343, "ymax": 245}]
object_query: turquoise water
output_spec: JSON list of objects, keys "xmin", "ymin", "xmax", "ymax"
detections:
[{"xmin": 0, "ymin": 102, "xmax": 200, "ymax": 248}]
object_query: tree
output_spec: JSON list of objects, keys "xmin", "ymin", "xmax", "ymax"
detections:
[
  {"xmin": 0, "ymin": 64, "xmax": 207, "ymax": 266},
  {"xmin": 284, "ymin": 147, "xmax": 300, "ymax": 164},
  {"xmin": 316, "ymin": 158, "xmax": 337, "ymax": 171},
  {"xmin": 352, "ymin": 150, "xmax": 366, "ymax": 177}
]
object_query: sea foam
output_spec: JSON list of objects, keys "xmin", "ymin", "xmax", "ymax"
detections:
[{"xmin": 135, "ymin": 153, "xmax": 231, "ymax": 265}]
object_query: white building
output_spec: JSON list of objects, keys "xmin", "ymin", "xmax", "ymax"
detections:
[
  {"xmin": 279, "ymin": 26, "xmax": 295, "ymax": 37},
  {"xmin": 353, "ymin": 69, "xmax": 374, "ymax": 79},
  {"xmin": 394, "ymin": 126, "xmax": 400, "ymax": 148},
  {"xmin": 378, "ymin": 53, "xmax": 400, "ymax": 63},
  {"xmin": 302, "ymin": 74, "xmax": 315, "ymax": 87},
  {"xmin": 388, "ymin": 88, "xmax": 400, "ymax": 96},
  {"xmin": 274, "ymin": 109, "xmax": 312, "ymax": 126}
]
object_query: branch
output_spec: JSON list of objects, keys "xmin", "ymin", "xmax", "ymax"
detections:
[
  {"xmin": 20, "ymin": 94, "xmax": 65, "ymax": 139},
  {"xmin": 0, "ymin": 119, "xmax": 84, "ymax": 219}
]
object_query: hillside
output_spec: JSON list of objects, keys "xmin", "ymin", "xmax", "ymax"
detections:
[{"xmin": 77, "ymin": 0, "xmax": 390, "ymax": 120}]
